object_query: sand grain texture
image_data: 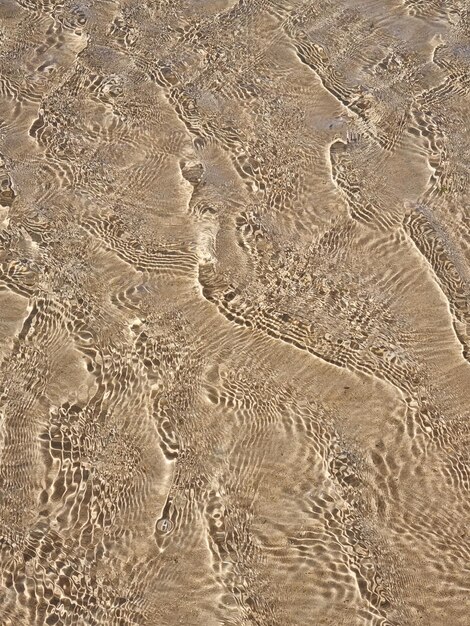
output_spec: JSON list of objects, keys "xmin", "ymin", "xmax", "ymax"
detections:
[{"xmin": 0, "ymin": 1, "xmax": 469, "ymax": 625}]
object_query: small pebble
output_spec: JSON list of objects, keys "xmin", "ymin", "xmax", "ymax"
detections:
[{"xmin": 156, "ymin": 518, "xmax": 173, "ymax": 534}]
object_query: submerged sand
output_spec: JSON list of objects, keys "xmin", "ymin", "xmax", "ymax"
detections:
[{"xmin": 0, "ymin": 1, "xmax": 469, "ymax": 624}]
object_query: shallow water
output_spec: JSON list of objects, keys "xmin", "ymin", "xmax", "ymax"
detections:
[{"xmin": 0, "ymin": 1, "xmax": 469, "ymax": 625}]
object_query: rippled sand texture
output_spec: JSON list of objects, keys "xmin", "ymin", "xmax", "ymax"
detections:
[{"xmin": 1, "ymin": 0, "xmax": 469, "ymax": 624}]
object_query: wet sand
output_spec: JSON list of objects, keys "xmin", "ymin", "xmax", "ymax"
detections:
[{"xmin": 0, "ymin": 1, "xmax": 469, "ymax": 624}]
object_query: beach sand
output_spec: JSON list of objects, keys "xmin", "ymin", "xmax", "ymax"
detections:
[{"xmin": 0, "ymin": 1, "xmax": 469, "ymax": 624}]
